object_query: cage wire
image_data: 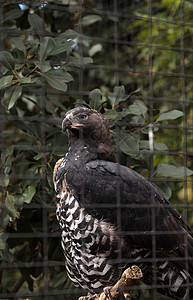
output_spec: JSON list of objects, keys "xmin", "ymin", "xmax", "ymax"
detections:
[{"xmin": 0, "ymin": 0, "xmax": 193, "ymax": 299}]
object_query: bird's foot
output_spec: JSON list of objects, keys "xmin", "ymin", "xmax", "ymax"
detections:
[
  {"xmin": 79, "ymin": 288, "xmax": 114, "ymax": 300},
  {"xmin": 103, "ymin": 286, "xmax": 114, "ymax": 299},
  {"xmin": 78, "ymin": 294, "xmax": 97, "ymax": 300},
  {"xmin": 123, "ymin": 292, "xmax": 132, "ymax": 300}
]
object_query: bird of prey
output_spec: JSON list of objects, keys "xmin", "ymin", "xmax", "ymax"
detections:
[{"xmin": 53, "ymin": 107, "xmax": 193, "ymax": 299}]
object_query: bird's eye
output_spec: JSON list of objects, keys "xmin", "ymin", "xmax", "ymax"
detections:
[{"xmin": 78, "ymin": 114, "xmax": 88, "ymax": 120}]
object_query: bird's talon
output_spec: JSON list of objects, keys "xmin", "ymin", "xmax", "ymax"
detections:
[{"xmin": 103, "ymin": 286, "xmax": 113, "ymax": 299}]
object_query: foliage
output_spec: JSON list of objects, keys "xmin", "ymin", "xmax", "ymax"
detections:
[{"xmin": 0, "ymin": 1, "xmax": 193, "ymax": 300}]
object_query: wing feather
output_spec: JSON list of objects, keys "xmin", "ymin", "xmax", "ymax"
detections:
[{"xmin": 65, "ymin": 159, "xmax": 193, "ymax": 271}]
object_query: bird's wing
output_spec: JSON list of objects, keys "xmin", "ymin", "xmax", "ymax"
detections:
[{"xmin": 65, "ymin": 159, "xmax": 193, "ymax": 267}]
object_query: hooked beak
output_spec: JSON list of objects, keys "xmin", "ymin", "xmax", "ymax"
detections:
[
  {"xmin": 62, "ymin": 118, "xmax": 84, "ymax": 131},
  {"xmin": 62, "ymin": 118, "xmax": 72, "ymax": 131}
]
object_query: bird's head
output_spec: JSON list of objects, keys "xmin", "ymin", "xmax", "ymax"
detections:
[{"xmin": 62, "ymin": 107, "xmax": 116, "ymax": 161}]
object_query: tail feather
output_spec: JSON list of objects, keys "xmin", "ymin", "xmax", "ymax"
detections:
[{"xmin": 143, "ymin": 261, "xmax": 193, "ymax": 300}]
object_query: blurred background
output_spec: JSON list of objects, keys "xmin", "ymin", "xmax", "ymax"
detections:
[{"xmin": 0, "ymin": 0, "xmax": 193, "ymax": 299}]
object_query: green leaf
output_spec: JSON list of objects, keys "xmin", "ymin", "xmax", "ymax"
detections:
[
  {"xmin": 19, "ymin": 265, "xmax": 33, "ymax": 291},
  {"xmin": 0, "ymin": 174, "xmax": 9, "ymax": 187},
  {"xmin": 157, "ymin": 110, "xmax": 184, "ymax": 122},
  {"xmin": 127, "ymin": 101, "xmax": 147, "ymax": 115},
  {"xmin": 82, "ymin": 15, "xmax": 102, "ymax": 26},
  {"xmin": 43, "ymin": 72, "xmax": 67, "ymax": 92},
  {"xmin": 28, "ymin": 43, "xmax": 39, "ymax": 55},
  {"xmin": 119, "ymin": 88, "xmax": 141, "ymax": 104},
  {"xmin": 12, "ymin": 194, "xmax": 25, "ymax": 207},
  {"xmin": 103, "ymin": 109, "xmax": 118, "ymax": 119},
  {"xmin": 33, "ymin": 152, "xmax": 49, "ymax": 160},
  {"xmin": 19, "ymin": 77, "xmax": 32, "ymax": 84},
  {"xmin": 3, "ymin": 9, "xmax": 23, "ymax": 23},
  {"xmin": 139, "ymin": 141, "xmax": 168, "ymax": 151},
  {"xmin": 0, "ymin": 75, "xmax": 13, "ymax": 90},
  {"xmin": 5, "ymin": 195, "xmax": 20, "ymax": 218},
  {"xmin": 140, "ymin": 150, "xmax": 152, "ymax": 169},
  {"xmin": 0, "ymin": 51, "xmax": 15, "ymax": 70},
  {"xmin": 11, "ymin": 37, "xmax": 26, "ymax": 52},
  {"xmin": 82, "ymin": 57, "xmax": 93, "ymax": 64},
  {"xmin": 48, "ymin": 40, "xmax": 75, "ymax": 56},
  {"xmin": 57, "ymin": 29, "xmax": 79, "ymax": 40},
  {"xmin": 154, "ymin": 142, "xmax": 168, "ymax": 151},
  {"xmin": 156, "ymin": 163, "xmax": 193, "ymax": 178},
  {"xmin": 108, "ymin": 85, "xmax": 125, "ymax": 107},
  {"xmin": 1, "ymin": 146, "xmax": 14, "ymax": 164},
  {"xmin": 61, "ymin": 71, "xmax": 74, "ymax": 82},
  {"xmin": 89, "ymin": 43, "xmax": 102, "ymax": 57},
  {"xmin": 89, "ymin": 89, "xmax": 103, "ymax": 110},
  {"xmin": 28, "ymin": 14, "xmax": 44, "ymax": 37},
  {"xmin": 52, "ymin": 271, "xmax": 68, "ymax": 288},
  {"xmin": 2, "ymin": 248, "xmax": 14, "ymax": 262},
  {"xmin": 141, "ymin": 126, "xmax": 159, "ymax": 134},
  {"xmin": 35, "ymin": 61, "xmax": 51, "ymax": 73},
  {"xmin": 8, "ymin": 85, "xmax": 22, "ymax": 109},
  {"xmin": 23, "ymin": 186, "xmax": 36, "ymax": 204},
  {"xmin": 0, "ymin": 239, "xmax": 6, "ymax": 251},
  {"xmin": 2, "ymin": 84, "xmax": 22, "ymax": 110},
  {"xmin": 155, "ymin": 182, "xmax": 172, "ymax": 200},
  {"xmin": 118, "ymin": 133, "xmax": 139, "ymax": 157},
  {"xmin": 68, "ymin": 56, "xmax": 93, "ymax": 64},
  {"xmin": 38, "ymin": 37, "xmax": 56, "ymax": 61}
]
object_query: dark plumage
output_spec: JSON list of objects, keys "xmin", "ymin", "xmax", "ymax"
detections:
[{"xmin": 53, "ymin": 107, "xmax": 193, "ymax": 299}]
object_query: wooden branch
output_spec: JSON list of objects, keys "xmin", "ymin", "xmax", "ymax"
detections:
[{"xmin": 79, "ymin": 265, "xmax": 143, "ymax": 300}]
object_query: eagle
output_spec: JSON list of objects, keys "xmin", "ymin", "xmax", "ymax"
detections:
[{"xmin": 53, "ymin": 107, "xmax": 193, "ymax": 299}]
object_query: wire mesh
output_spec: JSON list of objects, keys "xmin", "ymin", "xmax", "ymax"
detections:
[{"xmin": 0, "ymin": 0, "xmax": 193, "ymax": 299}]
